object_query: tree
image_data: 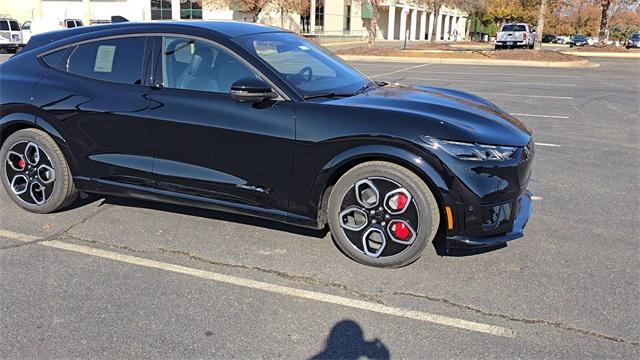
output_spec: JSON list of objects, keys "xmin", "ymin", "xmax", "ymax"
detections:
[
  {"xmin": 597, "ymin": 0, "xmax": 613, "ymax": 44},
  {"xmin": 534, "ymin": 0, "xmax": 548, "ymax": 49}
]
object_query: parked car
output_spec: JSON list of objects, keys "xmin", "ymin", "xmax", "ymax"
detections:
[
  {"xmin": 0, "ymin": 21, "xmax": 534, "ymax": 267},
  {"xmin": 495, "ymin": 23, "xmax": 534, "ymax": 49},
  {"xmin": 22, "ymin": 19, "xmax": 84, "ymax": 45},
  {"xmin": 541, "ymin": 34, "xmax": 556, "ymax": 43},
  {"xmin": 626, "ymin": 33, "xmax": 640, "ymax": 49},
  {"xmin": 552, "ymin": 35, "xmax": 569, "ymax": 44},
  {"xmin": 569, "ymin": 35, "xmax": 589, "ymax": 47},
  {"xmin": 0, "ymin": 18, "xmax": 22, "ymax": 53}
]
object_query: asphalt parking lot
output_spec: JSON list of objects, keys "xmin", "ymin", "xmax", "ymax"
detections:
[{"xmin": 1, "ymin": 54, "xmax": 639, "ymax": 358}]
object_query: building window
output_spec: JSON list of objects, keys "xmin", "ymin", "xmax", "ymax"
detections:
[
  {"xmin": 315, "ymin": 4, "xmax": 324, "ymax": 32},
  {"xmin": 180, "ymin": 0, "xmax": 202, "ymax": 19},
  {"xmin": 151, "ymin": 0, "xmax": 172, "ymax": 20},
  {"xmin": 343, "ymin": 5, "xmax": 351, "ymax": 31}
]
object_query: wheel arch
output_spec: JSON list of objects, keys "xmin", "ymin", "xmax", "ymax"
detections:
[
  {"xmin": 1, "ymin": 112, "xmax": 78, "ymax": 174},
  {"xmin": 311, "ymin": 144, "xmax": 454, "ymax": 228}
]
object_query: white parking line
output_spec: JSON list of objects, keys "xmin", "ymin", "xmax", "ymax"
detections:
[
  {"xmin": 534, "ymin": 142, "xmax": 562, "ymax": 147},
  {"xmin": 475, "ymin": 92, "xmax": 573, "ymax": 100},
  {"xmin": 369, "ymin": 63, "xmax": 432, "ymax": 78},
  {"xmin": 385, "ymin": 77, "xmax": 577, "ymax": 87},
  {"xmin": 512, "ymin": 113, "xmax": 570, "ymax": 119},
  {"xmin": 0, "ymin": 228, "xmax": 515, "ymax": 338},
  {"xmin": 387, "ymin": 70, "xmax": 581, "ymax": 79}
]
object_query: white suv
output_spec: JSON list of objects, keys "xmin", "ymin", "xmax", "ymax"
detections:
[{"xmin": 0, "ymin": 18, "xmax": 22, "ymax": 53}]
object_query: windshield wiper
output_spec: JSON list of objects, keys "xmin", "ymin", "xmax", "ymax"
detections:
[{"xmin": 304, "ymin": 92, "xmax": 355, "ymax": 100}]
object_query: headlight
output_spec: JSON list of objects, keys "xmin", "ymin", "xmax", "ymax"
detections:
[{"xmin": 419, "ymin": 136, "xmax": 517, "ymax": 161}]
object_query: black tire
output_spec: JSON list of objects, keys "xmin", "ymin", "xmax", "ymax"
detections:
[
  {"xmin": 327, "ymin": 161, "xmax": 440, "ymax": 268},
  {"xmin": 494, "ymin": 45, "xmax": 501, "ymax": 50},
  {"xmin": 1, "ymin": 128, "xmax": 77, "ymax": 213}
]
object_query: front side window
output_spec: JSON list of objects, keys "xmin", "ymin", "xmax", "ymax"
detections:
[
  {"xmin": 161, "ymin": 36, "xmax": 258, "ymax": 93},
  {"xmin": 22, "ymin": 21, "xmax": 31, "ymax": 30},
  {"xmin": 67, "ymin": 37, "xmax": 147, "ymax": 85},
  {"xmin": 234, "ymin": 32, "xmax": 369, "ymax": 98},
  {"xmin": 66, "ymin": 20, "xmax": 76, "ymax": 28}
]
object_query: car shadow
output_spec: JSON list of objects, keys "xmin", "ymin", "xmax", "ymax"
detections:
[
  {"xmin": 310, "ymin": 319, "xmax": 390, "ymax": 360},
  {"xmin": 68, "ymin": 194, "xmax": 504, "ymax": 258},
  {"xmin": 84, "ymin": 194, "xmax": 329, "ymax": 239}
]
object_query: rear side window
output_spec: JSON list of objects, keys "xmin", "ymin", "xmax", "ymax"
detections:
[
  {"xmin": 0, "ymin": 21, "xmax": 8, "ymax": 31},
  {"xmin": 9, "ymin": 21, "xmax": 20, "ymax": 31},
  {"xmin": 67, "ymin": 37, "xmax": 147, "ymax": 85}
]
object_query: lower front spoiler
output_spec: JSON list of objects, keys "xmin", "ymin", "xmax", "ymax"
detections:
[{"xmin": 446, "ymin": 191, "xmax": 532, "ymax": 248}]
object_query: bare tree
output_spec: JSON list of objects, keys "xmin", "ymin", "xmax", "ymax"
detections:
[
  {"xmin": 534, "ymin": 0, "xmax": 547, "ymax": 50},
  {"xmin": 597, "ymin": 0, "xmax": 613, "ymax": 44}
]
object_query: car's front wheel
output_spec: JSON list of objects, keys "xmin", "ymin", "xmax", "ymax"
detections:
[
  {"xmin": 1, "ymin": 128, "xmax": 77, "ymax": 213},
  {"xmin": 327, "ymin": 161, "xmax": 440, "ymax": 268}
]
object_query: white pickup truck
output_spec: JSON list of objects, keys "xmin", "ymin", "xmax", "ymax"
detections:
[{"xmin": 495, "ymin": 23, "xmax": 534, "ymax": 50}]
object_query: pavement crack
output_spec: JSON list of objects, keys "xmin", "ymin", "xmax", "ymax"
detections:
[
  {"xmin": 64, "ymin": 234, "xmax": 149, "ymax": 254},
  {"xmin": 388, "ymin": 291, "xmax": 640, "ymax": 347},
  {"xmin": 157, "ymin": 247, "xmax": 387, "ymax": 305},
  {"xmin": 0, "ymin": 204, "xmax": 112, "ymax": 251}
]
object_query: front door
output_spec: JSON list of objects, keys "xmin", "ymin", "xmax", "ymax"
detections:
[{"xmin": 147, "ymin": 35, "xmax": 295, "ymax": 216}]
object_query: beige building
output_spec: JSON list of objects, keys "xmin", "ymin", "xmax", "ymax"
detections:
[{"xmin": 1, "ymin": 0, "xmax": 467, "ymax": 41}]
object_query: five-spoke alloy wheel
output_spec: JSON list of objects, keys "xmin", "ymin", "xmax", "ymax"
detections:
[
  {"xmin": 1, "ymin": 129, "xmax": 77, "ymax": 213},
  {"xmin": 328, "ymin": 161, "xmax": 440, "ymax": 267}
]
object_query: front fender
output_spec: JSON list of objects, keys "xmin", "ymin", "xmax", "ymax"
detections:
[{"xmin": 306, "ymin": 144, "xmax": 459, "ymax": 225}]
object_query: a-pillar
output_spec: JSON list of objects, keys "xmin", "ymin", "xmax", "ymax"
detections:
[
  {"xmin": 409, "ymin": 8, "xmax": 418, "ymax": 40},
  {"xmin": 419, "ymin": 10, "xmax": 427, "ymax": 40},
  {"xmin": 387, "ymin": 4, "xmax": 396, "ymax": 40}
]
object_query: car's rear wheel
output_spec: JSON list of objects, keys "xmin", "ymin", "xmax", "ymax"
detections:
[
  {"xmin": 1, "ymin": 128, "xmax": 77, "ymax": 213},
  {"xmin": 327, "ymin": 161, "xmax": 440, "ymax": 268}
]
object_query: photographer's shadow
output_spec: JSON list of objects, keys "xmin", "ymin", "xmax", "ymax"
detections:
[{"xmin": 310, "ymin": 320, "xmax": 389, "ymax": 360}]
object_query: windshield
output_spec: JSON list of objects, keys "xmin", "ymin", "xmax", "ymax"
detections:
[
  {"xmin": 501, "ymin": 25, "xmax": 526, "ymax": 32},
  {"xmin": 234, "ymin": 32, "xmax": 369, "ymax": 98}
]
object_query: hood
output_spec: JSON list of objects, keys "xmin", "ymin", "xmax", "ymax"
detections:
[{"xmin": 328, "ymin": 83, "xmax": 532, "ymax": 147}]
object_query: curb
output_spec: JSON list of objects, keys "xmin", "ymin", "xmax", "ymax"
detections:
[
  {"xmin": 338, "ymin": 55, "xmax": 597, "ymax": 68},
  {"xmin": 560, "ymin": 51, "xmax": 640, "ymax": 58}
]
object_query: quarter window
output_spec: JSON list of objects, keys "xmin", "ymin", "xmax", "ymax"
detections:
[
  {"xmin": 161, "ymin": 37, "xmax": 258, "ymax": 93},
  {"xmin": 67, "ymin": 37, "xmax": 147, "ymax": 85}
]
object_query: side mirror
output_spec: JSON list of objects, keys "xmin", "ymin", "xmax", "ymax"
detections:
[{"xmin": 230, "ymin": 78, "xmax": 278, "ymax": 103}]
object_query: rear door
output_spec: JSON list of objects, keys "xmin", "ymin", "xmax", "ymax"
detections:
[
  {"xmin": 33, "ymin": 35, "xmax": 156, "ymax": 188},
  {"xmin": 147, "ymin": 35, "xmax": 295, "ymax": 215}
]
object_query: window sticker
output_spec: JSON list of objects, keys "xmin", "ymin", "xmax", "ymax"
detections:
[{"xmin": 94, "ymin": 45, "xmax": 116, "ymax": 73}]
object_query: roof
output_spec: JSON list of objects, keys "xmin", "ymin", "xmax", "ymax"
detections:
[{"xmin": 23, "ymin": 20, "xmax": 284, "ymax": 52}]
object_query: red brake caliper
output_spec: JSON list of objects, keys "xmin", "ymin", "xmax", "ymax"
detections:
[
  {"xmin": 394, "ymin": 193, "xmax": 408, "ymax": 211},
  {"xmin": 392, "ymin": 222, "xmax": 411, "ymax": 241},
  {"xmin": 18, "ymin": 159, "xmax": 26, "ymax": 170}
]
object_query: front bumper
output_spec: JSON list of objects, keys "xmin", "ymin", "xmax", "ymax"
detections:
[{"xmin": 447, "ymin": 191, "xmax": 532, "ymax": 247}]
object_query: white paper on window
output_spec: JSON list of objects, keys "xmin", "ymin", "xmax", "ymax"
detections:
[{"xmin": 94, "ymin": 45, "xmax": 116, "ymax": 73}]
